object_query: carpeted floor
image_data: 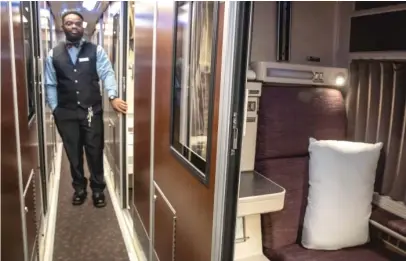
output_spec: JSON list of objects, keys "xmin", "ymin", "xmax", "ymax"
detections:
[{"xmin": 52, "ymin": 152, "xmax": 130, "ymax": 261}]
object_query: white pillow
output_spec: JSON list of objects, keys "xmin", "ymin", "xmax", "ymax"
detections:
[{"xmin": 301, "ymin": 137, "xmax": 383, "ymax": 250}]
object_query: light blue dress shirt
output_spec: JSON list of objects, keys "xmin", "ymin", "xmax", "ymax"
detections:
[{"xmin": 44, "ymin": 39, "xmax": 118, "ymax": 111}]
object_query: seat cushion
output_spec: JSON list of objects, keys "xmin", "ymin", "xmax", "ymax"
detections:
[
  {"xmin": 265, "ymin": 243, "xmax": 404, "ymax": 261},
  {"xmin": 256, "ymin": 157, "xmax": 309, "ymax": 249}
]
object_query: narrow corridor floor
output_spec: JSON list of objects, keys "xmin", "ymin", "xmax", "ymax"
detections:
[{"xmin": 53, "ymin": 152, "xmax": 129, "ymax": 261}]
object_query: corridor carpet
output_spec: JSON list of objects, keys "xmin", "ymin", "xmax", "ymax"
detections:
[{"xmin": 53, "ymin": 151, "xmax": 130, "ymax": 261}]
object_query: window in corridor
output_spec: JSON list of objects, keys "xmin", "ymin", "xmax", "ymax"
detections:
[
  {"xmin": 20, "ymin": 1, "xmax": 35, "ymax": 120},
  {"xmin": 170, "ymin": 1, "xmax": 219, "ymax": 183}
]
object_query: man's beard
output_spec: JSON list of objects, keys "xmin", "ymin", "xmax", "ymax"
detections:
[{"xmin": 64, "ymin": 31, "xmax": 83, "ymax": 42}]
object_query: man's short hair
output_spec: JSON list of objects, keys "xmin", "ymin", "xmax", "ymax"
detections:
[{"xmin": 61, "ymin": 10, "xmax": 84, "ymax": 23}]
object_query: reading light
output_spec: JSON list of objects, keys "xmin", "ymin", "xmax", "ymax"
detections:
[
  {"xmin": 335, "ymin": 74, "xmax": 346, "ymax": 86},
  {"xmin": 82, "ymin": 0, "xmax": 98, "ymax": 11}
]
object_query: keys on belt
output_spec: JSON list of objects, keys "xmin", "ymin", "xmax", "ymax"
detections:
[{"xmin": 87, "ymin": 107, "xmax": 93, "ymax": 127}]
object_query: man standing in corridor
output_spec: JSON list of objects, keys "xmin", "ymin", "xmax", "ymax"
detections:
[{"xmin": 45, "ymin": 10, "xmax": 127, "ymax": 207}]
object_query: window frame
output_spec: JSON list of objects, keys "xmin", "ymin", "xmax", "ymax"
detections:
[
  {"xmin": 169, "ymin": 1, "xmax": 220, "ymax": 186},
  {"xmin": 20, "ymin": 2, "xmax": 36, "ymax": 122}
]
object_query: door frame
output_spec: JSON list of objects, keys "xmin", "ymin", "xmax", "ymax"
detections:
[
  {"xmin": 211, "ymin": 1, "xmax": 253, "ymax": 260},
  {"xmin": 118, "ymin": 0, "xmax": 129, "ymax": 208},
  {"xmin": 30, "ymin": 0, "xmax": 49, "ymax": 217}
]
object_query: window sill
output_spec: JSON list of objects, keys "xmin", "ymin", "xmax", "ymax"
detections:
[{"xmin": 373, "ymin": 192, "xmax": 406, "ymax": 219}]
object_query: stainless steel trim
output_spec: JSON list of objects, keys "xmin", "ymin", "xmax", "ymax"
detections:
[
  {"xmin": 370, "ymin": 220, "xmax": 406, "ymax": 244},
  {"xmin": 244, "ymin": 4, "xmax": 254, "ymax": 139},
  {"xmin": 124, "ymin": 1, "xmax": 131, "ymax": 209},
  {"xmin": 109, "ymin": 118, "xmax": 115, "ymax": 127},
  {"xmin": 154, "ymin": 182, "xmax": 176, "ymax": 214},
  {"xmin": 234, "ymin": 217, "xmax": 248, "ymax": 243},
  {"xmin": 23, "ymin": 169, "xmax": 35, "ymax": 197},
  {"xmin": 246, "ymin": 1, "xmax": 254, "ymax": 64},
  {"xmin": 211, "ymin": 2, "xmax": 239, "ymax": 260},
  {"xmin": 242, "ymin": 89, "xmax": 248, "ymax": 136},
  {"xmin": 276, "ymin": 2, "xmax": 281, "ymax": 61},
  {"xmin": 9, "ymin": 2, "xmax": 29, "ymax": 260},
  {"xmin": 28, "ymin": 113, "xmax": 36, "ymax": 127},
  {"xmin": 118, "ymin": 0, "xmax": 125, "ymax": 209},
  {"xmin": 37, "ymin": 2, "xmax": 50, "ymax": 209}
]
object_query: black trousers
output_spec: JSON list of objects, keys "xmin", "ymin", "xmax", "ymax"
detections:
[{"xmin": 53, "ymin": 107, "xmax": 106, "ymax": 193}]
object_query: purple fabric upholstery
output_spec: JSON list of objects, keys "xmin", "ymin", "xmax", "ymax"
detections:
[
  {"xmin": 388, "ymin": 220, "xmax": 406, "ymax": 237},
  {"xmin": 256, "ymin": 157, "xmax": 309, "ymax": 249},
  {"xmin": 255, "ymin": 86, "xmax": 347, "ymax": 250},
  {"xmin": 264, "ymin": 243, "xmax": 404, "ymax": 261},
  {"xmin": 255, "ymin": 86, "xmax": 347, "ymax": 161}
]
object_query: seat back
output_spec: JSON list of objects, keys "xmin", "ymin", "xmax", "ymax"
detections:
[{"xmin": 254, "ymin": 85, "xmax": 347, "ymax": 250}]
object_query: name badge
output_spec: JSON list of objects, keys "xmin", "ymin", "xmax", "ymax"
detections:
[{"xmin": 79, "ymin": 57, "xmax": 89, "ymax": 62}]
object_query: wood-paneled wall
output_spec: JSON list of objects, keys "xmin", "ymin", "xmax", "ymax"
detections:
[{"xmin": 132, "ymin": 1, "xmax": 155, "ymax": 255}]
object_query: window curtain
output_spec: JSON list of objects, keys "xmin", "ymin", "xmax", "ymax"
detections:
[
  {"xmin": 189, "ymin": 2, "xmax": 213, "ymax": 139},
  {"xmin": 347, "ymin": 60, "xmax": 406, "ymax": 204}
]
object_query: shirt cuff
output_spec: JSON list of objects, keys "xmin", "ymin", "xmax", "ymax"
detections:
[{"xmin": 107, "ymin": 89, "xmax": 118, "ymax": 98}]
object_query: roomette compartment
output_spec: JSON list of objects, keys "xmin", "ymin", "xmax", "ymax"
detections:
[
  {"xmin": 240, "ymin": 61, "xmax": 406, "ymax": 261},
  {"xmin": 233, "ymin": 1, "xmax": 405, "ymax": 261},
  {"xmin": 234, "ymin": 60, "xmax": 348, "ymax": 261},
  {"xmin": 233, "ymin": 1, "xmax": 352, "ymax": 260},
  {"xmin": 235, "ymin": 57, "xmax": 406, "ymax": 261}
]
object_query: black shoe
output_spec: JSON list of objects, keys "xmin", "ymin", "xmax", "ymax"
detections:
[
  {"xmin": 92, "ymin": 192, "xmax": 106, "ymax": 208},
  {"xmin": 72, "ymin": 190, "xmax": 87, "ymax": 205}
]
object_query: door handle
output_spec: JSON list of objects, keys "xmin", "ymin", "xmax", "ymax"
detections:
[{"xmin": 242, "ymin": 89, "xmax": 249, "ymax": 136}]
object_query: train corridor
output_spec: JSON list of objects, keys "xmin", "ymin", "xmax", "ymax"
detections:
[{"xmin": 53, "ymin": 152, "xmax": 128, "ymax": 260}]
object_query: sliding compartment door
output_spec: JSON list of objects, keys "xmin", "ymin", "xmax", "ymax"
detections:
[{"xmin": 152, "ymin": 2, "xmax": 224, "ymax": 260}]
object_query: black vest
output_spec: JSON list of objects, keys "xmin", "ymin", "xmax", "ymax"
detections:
[{"xmin": 52, "ymin": 41, "xmax": 102, "ymax": 112}]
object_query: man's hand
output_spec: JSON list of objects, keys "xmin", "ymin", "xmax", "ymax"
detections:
[{"xmin": 110, "ymin": 98, "xmax": 128, "ymax": 114}]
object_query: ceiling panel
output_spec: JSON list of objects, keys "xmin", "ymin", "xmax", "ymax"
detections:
[{"xmin": 48, "ymin": 1, "xmax": 109, "ymax": 36}]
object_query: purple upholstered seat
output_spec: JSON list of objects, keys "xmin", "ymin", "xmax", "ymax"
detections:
[{"xmin": 254, "ymin": 85, "xmax": 401, "ymax": 261}]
